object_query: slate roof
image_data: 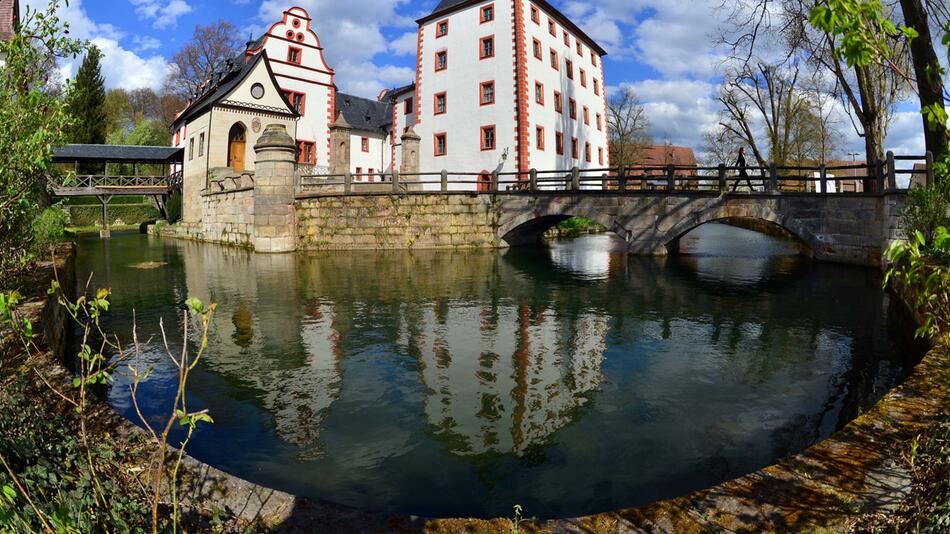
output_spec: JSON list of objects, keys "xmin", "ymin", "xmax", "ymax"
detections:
[
  {"xmin": 53, "ymin": 144, "xmax": 184, "ymax": 163},
  {"xmin": 0, "ymin": 0, "xmax": 18, "ymax": 41},
  {"xmin": 378, "ymin": 83, "xmax": 415, "ymax": 102},
  {"xmin": 335, "ymin": 92, "xmax": 393, "ymax": 134}
]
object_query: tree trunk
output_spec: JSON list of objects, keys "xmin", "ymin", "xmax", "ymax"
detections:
[
  {"xmin": 900, "ymin": 0, "xmax": 949, "ymax": 161},
  {"xmin": 855, "ymin": 65, "xmax": 887, "ymax": 192}
]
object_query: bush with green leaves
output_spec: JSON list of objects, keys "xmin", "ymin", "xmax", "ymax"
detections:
[
  {"xmin": 885, "ymin": 227, "xmax": 950, "ymax": 339},
  {"xmin": 901, "ymin": 178, "xmax": 950, "ymax": 243},
  {"xmin": 32, "ymin": 206, "xmax": 67, "ymax": 251}
]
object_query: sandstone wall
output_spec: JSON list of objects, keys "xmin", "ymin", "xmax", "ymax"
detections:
[
  {"xmin": 166, "ymin": 189, "xmax": 254, "ymax": 248},
  {"xmin": 296, "ymin": 194, "xmax": 500, "ymax": 250}
]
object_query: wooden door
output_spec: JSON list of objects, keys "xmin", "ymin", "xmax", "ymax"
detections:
[{"xmin": 228, "ymin": 123, "xmax": 246, "ymax": 172}]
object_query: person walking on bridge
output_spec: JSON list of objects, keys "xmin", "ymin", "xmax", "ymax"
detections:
[{"xmin": 731, "ymin": 147, "xmax": 755, "ymax": 192}]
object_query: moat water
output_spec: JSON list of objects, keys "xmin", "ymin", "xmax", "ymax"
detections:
[{"xmin": 75, "ymin": 224, "xmax": 922, "ymax": 519}]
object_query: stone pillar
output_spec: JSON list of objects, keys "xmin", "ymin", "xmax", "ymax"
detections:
[
  {"xmin": 401, "ymin": 127, "xmax": 421, "ymax": 190},
  {"xmin": 252, "ymin": 124, "xmax": 297, "ymax": 253},
  {"xmin": 329, "ymin": 112, "xmax": 352, "ymax": 176}
]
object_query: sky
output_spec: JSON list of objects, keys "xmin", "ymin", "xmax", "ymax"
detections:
[{"xmin": 25, "ymin": 0, "xmax": 930, "ymax": 160}]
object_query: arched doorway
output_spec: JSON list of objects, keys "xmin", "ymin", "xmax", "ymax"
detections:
[
  {"xmin": 228, "ymin": 123, "xmax": 247, "ymax": 172},
  {"xmin": 478, "ymin": 171, "xmax": 491, "ymax": 193}
]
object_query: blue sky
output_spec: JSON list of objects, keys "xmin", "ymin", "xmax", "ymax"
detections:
[{"xmin": 29, "ymin": 0, "xmax": 928, "ymax": 159}]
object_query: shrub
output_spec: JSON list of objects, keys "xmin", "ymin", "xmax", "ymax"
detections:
[
  {"xmin": 31, "ymin": 206, "xmax": 67, "ymax": 252},
  {"xmin": 901, "ymin": 179, "xmax": 950, "ymax": 244},
  {"xmin": 166, "ymin": 192, "xmax": 182, "ymax": 223},
  {"xmin": 885, "ymin": 227, "xmax": 950, "ymax": 339}
]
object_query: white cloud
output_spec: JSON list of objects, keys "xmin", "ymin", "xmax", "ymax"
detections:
[
  {"xmin": 132, "ymin": 35, "xmax": 162, "ymax": 52},
  {"xmin": 389, "ymin": 31, "xmax": 418, "ymax": 56},
  {"xmin": 129, "ymin": 0, "xmax": 193, "ymax": 30}
]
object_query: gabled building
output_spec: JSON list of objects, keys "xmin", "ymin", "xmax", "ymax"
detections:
[{"xmin": 0, "ymin": 0, "xmax": 18, "ymax": 65}]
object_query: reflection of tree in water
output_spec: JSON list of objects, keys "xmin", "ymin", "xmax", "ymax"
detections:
[
  {"xmin": 405, "ymin": 301, "xmax": 609, "ymax": 457},
  {"xmin": 231, "ymin": 301, "xmax": 254, "ymax": 349}
]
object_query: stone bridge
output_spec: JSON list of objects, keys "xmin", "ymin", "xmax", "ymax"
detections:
[{"xmin": 294, "ymin": 191, "xmax": 906, "ymax": 267}]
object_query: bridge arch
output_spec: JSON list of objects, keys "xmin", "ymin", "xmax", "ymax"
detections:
[
  {"xmin": 657, "ymin": 203, "xmax": 819, "ymax": 257},
  {"xmin": 498, "ymin": 203, "xmax": 622, "ymax": 246}
]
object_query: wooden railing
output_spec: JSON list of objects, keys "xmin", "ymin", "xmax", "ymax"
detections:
[
  {"xmin": 298, "ymin": 152, "xmax": 934, "ymax": 197},
  {"xmin": 51, "ymin": 170, "xmax": 183, "ymax": 193}
]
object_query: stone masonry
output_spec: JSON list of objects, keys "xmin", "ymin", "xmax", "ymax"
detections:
[{"xmin": 252, "ymin": 124, "xmax": 297, "ymax": 253}]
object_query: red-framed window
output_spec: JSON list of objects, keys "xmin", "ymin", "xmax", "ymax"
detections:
[
  {"xmin": 594, "ymin": 78, "xmax": 600, "ymax": 96},
  {"xmin": 435, "ymin": 50, "xmax": 448, "ymax": 71},
  {"xmin": 175, "ymin": 129, "xmax": 181, "ymax": 146},
  {"xmin": 361, "ymin": 137, "xmax": 369, "ymax": 152},
  {"xmin": 480, "ymin": 125, "xmax": 496, "ymax": 151},
  {"xmin": 569, "ymin": 98, "xmax": 577, "ymax": 120},
  {"xmin": 480, "ymin": 3, "xmax": 494, "ymax": 23},
  {"xmin": 434, "ymin": 92, "xmax": 447, "ymax": 115},
  {"xmin": 530, "ymin": 5, "xmax": 539, "ymax": 24},
  {"xmin": 566, "ymin": 59, "xmax": 574, "ymax": 79},
  {"xmin": 555, "ymin": 132, "xmax": 564, "ymax": 155},
  {"xmin": 436, "ymin": 19, "xmax": 448, "ymax": 38},
  {"xmin": 534, "ymin": 81, "xmax": 544, "ymax": 105},
  {"xmin": 287, "ymin": 46, "xmax": 302, "ymax": 64},
  {"xmin": 580, "ymin": 69, "xmax": 587, "ymax": 87},
  {"xmin": 583, "ymin": 106, "xmax": 590, "ymax": 125},
  {"xmin": 554, "ymin": 91, "xmax": 562, "ymax": 113},
  {"xmin": 592, "ymin": 54, "xmax": 598, "ymax": 67},
  {"xmin": 368, "ymin": 168, "xmax": 375, "ymax": 181},
  {"xmin": 550, "ymin": 49, "xmax": 559, "ymax": 71},
  {"xmin": 585, "ymin": 142, "xmax": 591, "ymax": 162},
  {"xmin": 283, "ymin": 90, "xmax": 306, "ymax": 115},
  {"xmin": 297, "ymin": 141, "xmax": 315, "ymax": 164},
  {"xmin": 596, "ymin": 113, "xmax": 602, "ymax": 131},
  {"xmin": 356, "ymin": 166, "xmax": 363, "ymax": 180},
  {"xmin": 434, "ymin": 133, "xmax": 447, "ymax": 156},
  {"xmin": 548, "ymin": 19, "xmax": 556, "ymax": 36},
  {"xmin": 404, "ymin": 97, "xmax": 414, "ymax": 114},
  {"xmin": 598, "ymin": 147, "xmax": 604, "ymax": 165},
  {"xmin": 562, "ymin": 31, "xmax": 570, "ymax": 47},
  {"xmin": 480, "ymin": 81, "xmax": 495, "ymax": 106},
  {"xmin": 533, "ymin": 38, "xmax": 542, "ymax": 60},
  {"xmin": 577, "ymin": 41, "xmax": 584, "ymax": 56},
  {"xmin": 480, "ymin": 35, "xmax": 495, "ymax": 59},
  {"xmin": 536, "ymin": 126, "xmax": 545, "ymax": 150},
  {"xmin": 571, "ymin": 137, "xmax": 579, "ymax": 159}
]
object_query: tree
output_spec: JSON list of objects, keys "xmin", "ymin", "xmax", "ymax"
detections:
[
  {"xmin": 701, "ymin": 124, "xmax": 743, "ymax": 167},
  {"xmin": 606, "ymin": 89, "xmax": 651, "ymax": 169},
  {"xmin": 66, "ymin": 46, "xmax": 106, "ymax": 144},
  {"xmin": 107, "ymin": 119, "xmax": 169, "ymax": 147},
  {"xmin": 0, "ymin": 0, "xmax": 84, "ymax": 281},
  {"xmin": 168, "ymin": 20, "xmax": 242, "ymax": 98}
]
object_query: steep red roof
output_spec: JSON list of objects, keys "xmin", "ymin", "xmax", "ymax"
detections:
[
  {"xmin": 633, "ymin": 144, "xmax": 698, "ymax": 168},
  {"xmin": 0, "ymin": 0, "xmax": 18, "ymax": 41}
]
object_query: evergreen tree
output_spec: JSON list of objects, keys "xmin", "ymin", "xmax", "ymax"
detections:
[{"xmin": 67, "ymin": 46, "xmax": 106, "ymax": 144}]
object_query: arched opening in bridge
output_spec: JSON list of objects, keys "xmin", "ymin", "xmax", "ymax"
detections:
[
  {"xmin": 227, "ymin": 123, "xmax": 247, "ymax": 173},
  {"xmin": 670, "ymin": 217, "xmax": 811, "ymax": 259},
  {"xmin": 501, "ymin": 215, "xmax": 621, "ymax": 247}
]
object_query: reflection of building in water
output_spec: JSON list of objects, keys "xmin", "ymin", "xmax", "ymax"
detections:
[
  {"xmin": 179, "ymin": 241, "xmax": 342, "ymax": 458},
  {"xmin": 403, "ymin": 302, "xmax": 608, "ymax": 456}
]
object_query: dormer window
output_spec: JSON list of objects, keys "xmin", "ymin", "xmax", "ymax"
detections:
[
  {"xmin": 480, "ymin": 4, "xmax": 494, "ymax": 23},
  {"xmin": 287, "ymin": 46, "xmax": 302, "ymax": 65}
]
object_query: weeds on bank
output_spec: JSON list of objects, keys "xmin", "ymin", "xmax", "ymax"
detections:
[{"xmin": 0, "ymin": 261, "xmax": 217, "ymax": 533}]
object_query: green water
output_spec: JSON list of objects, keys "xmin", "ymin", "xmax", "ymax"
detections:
[{"xmin": 74, "ymin": 224, "xmax": 921, "ymax": 519}]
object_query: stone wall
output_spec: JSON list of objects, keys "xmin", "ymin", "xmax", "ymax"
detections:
[
  {"xmin": 165, "ymin": 188, "xmax": 255, "ymax": 248},
  {"xmin": 296, "ymin": 194, "xmax": 499, "ymax": 250}
]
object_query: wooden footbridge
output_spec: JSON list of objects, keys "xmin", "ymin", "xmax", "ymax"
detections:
[{"xmin": 51, "ymin": 144, "xmax": 184, "ymax": 237}]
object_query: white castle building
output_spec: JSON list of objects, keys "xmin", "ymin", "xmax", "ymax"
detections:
[{"xmin": 171, "ymin": 1, "xmax": 608, "ymax": 212}]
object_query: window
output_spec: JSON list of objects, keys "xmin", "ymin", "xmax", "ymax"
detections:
[
  {"xmin": 368, "ymin": 168, "xmax": 375, "ymax": 181},
  {"xmin": 435, "ymin": 50, "xmax": 448, "ymax": 71},
  {"xmin": 550, "ymin": 49, "xmax": 558, "ymax": 70},
  {"xmin": 580, "ymin": 69, "xmax": 587, "ymax": 87},
  {"xmin": 594, "ymin": 79, "xmax": 600, "ymax": 96},
  {"xmin": 585, "ymin": 142, "xmax": 591, "ymax": 162},
  {"xmin": 598, "ymin": 147, "xmax": 604, "ymax": 165},
  {"xmin": 583, "ymin": 106, "xmax": 590, "ymax": 125},
  {"xmin": 198, "ymin": 133, "xmax": 205, "ymax": 157},
  {"xmin": 287, "ymin": 46, "xmax": 302, "ymax": 65},
  {"xmin": 563, "ymin": 31, "xmax": 570, "ymax": 47},
  {"xmin": 596, "ymin": 113, "xmax": 602, "ymax": 131},
  {"xmin": 283, "ymin": 90, "xmax": 306, "ymax": 114},
  {"xmin": 530, "ymin": 5, "xmax": 539, "ymax": 23},
  {"xmin": 480, "ymin": 36, "xmax": 495, "ymax": 59},
  {"xmin": 361, "ymin": 137, "xmax": 369, "ymax": 152},
  {"xmin": 555, "ymin": 132, "xmax": 564, "ymax": 155},
  {"xmin": 534, "ymin": 81, "xmax": 544, "ymax": 105},
  {"xmin": 480, "ymin": 81, "xmax": 495, "ymax": 105},
  {"xmin": 536, "ymin": 126, "xmax": 545, "ymax": 150},
  {"xmin": 554, "ymin": 91, "xmax": 562, "ymax": 113},
  {"xmin": 571, "ymin": 137, "xmax": 579, "ymax": 159},
  {"xmin": 434, "ymin": 92, "xmax": 447, "ymax": 115},
  {"xmin": 434, "ymin": 133, "xmax": 447, "ymax": 156},
  {"xmin": 548, "ymin": 19, "xmax": 556, "ymax": 36},
  {"xmin": 592, "ymin": 54, "xmax": 598, "ymax": 67},
  {"xmin": 577, "ymin": 42, "xmax": 584, "ymax": 56},
  {"xmin": 569, "ymin": 98, "xmax": 577, "ymax": 120},
  {"xmin": 175, "ymin": 129, "xmax": 181, "ymax": 146},
  {"xmin": 298, "ymin": 141, "xmax": 316, "ymax": 164},
  {"xmin": 404, "ymin": 98, "xmax": 414, "ymax": 114},
  {"xmin": 188, "ymin": 137, "xmax": 194, "ymax": 160},
  {"xmin": 480, "ymin": 4, "xmax": 494, "ymax": 23},
  {"xmin": 533, "ymin": 38, "xmax": 542, "ymax": 60},
  {"xmin": 481, "ymin": 125, "xmax": 496, "ymax": 151},
  {"xmin": 436, "ymin": 20, "xmax": 448, "ymax": 37},
  {"xmin": 566, "ymin": 59, "xmax": 573, "ymax": 79},
  {"xmin": 356, "ymin": 167, "xmax": 362, "ymax": 180}
]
